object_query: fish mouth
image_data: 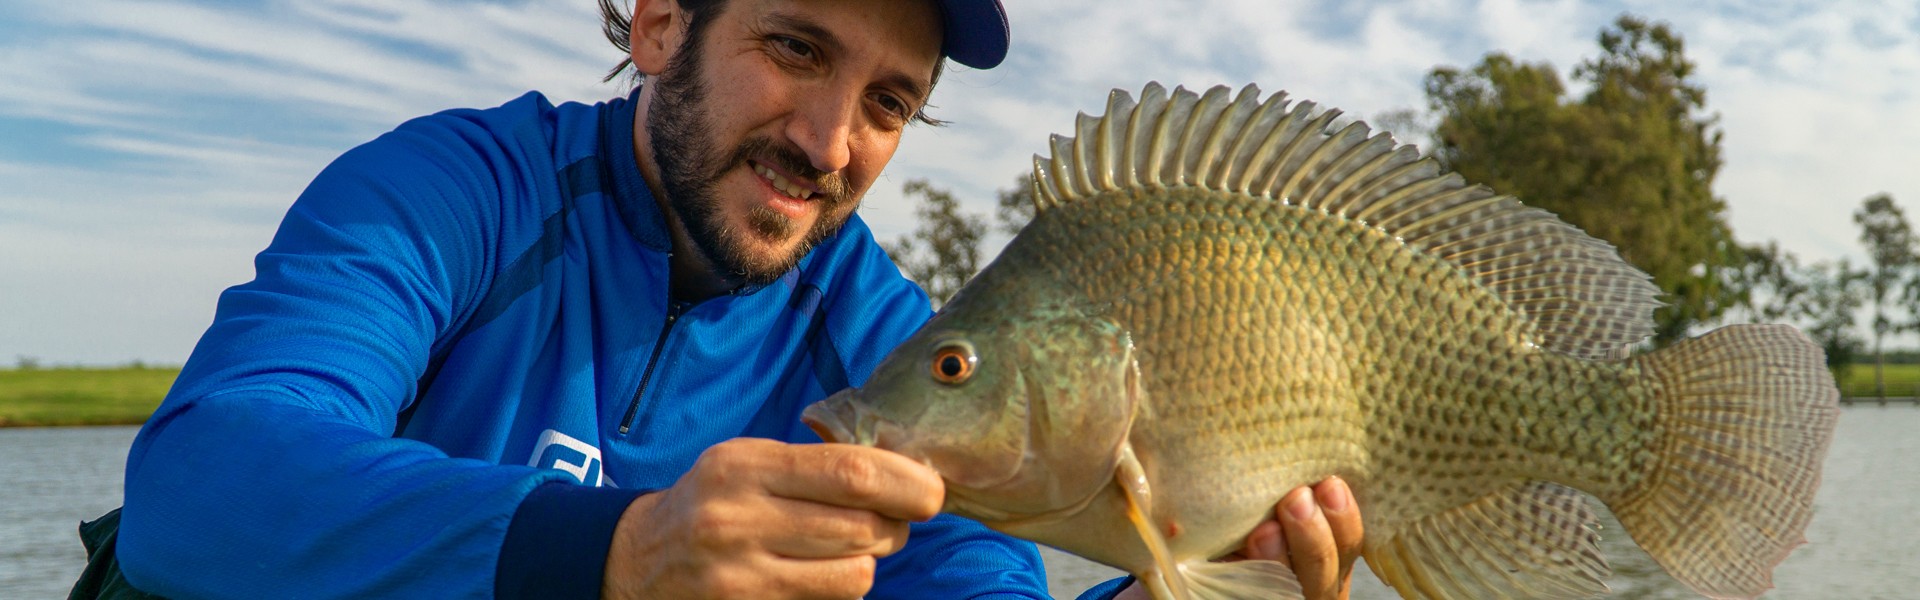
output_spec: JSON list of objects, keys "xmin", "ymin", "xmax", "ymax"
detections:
[{"xmin": 801, "ymin": 393, "xmax": 884, "ymax": 447}]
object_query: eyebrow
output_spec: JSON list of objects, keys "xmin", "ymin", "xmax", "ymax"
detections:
[{"xmin": 762, "ymin": 11, "xmax": 933, "ymax": 106}]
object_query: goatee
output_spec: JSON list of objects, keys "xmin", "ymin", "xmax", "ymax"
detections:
[{"xmin": 645, "ymin": 35, "xmax": 856, "ymax": 287}]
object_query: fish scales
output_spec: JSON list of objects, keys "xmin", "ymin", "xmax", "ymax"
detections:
[
  {"xmin": 802, "ymin": 83, "xmax": 1838, "ymax": 600},
  {"xmin": 999, "ymin": 186, "xmax": 1652, "ymax": 548}
]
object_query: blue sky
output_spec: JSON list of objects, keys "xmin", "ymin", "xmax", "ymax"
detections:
[{"xmin": 3, "ymin": 0, "xmax": 1914, "ymax": 365}]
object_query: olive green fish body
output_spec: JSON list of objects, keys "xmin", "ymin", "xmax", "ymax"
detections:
[
  {"xmin": 970, "ymin": 186, "xmax": 1661, "ymax": 560},
  {"xmin": 803, "ymin": 83, "xmax": 1837, "ymax": 600}
]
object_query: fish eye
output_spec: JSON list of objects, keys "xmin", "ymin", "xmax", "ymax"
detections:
[{"xmin": 929, "ymin": 342, "xmax": 977, "ymax": 385}]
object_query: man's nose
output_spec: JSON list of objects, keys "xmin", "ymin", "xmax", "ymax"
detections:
[{"xmin": 785, "ymin": 91, "xmax": 856, "ymax": 175}]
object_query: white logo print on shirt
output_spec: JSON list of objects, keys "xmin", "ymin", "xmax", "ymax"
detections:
[{"xmin": 528, "ymin": 429, "xmax": 604, "ymax": 486}]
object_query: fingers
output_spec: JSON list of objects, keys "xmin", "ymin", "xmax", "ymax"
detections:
[
  {"xmin": 1276, "ymin": 486, "xmax": 1339, "ymax": 598},
  {"xmin": 757, "ymin": 494, "xmax": 912, "ymax": 558},
  {"xmin": 607, "ymin": 438, "xmax": 944, "ymax": 599},
  {"xmin": 1276, "ymin": 477, "xmax": 1361, "ymax": 600},
  {"xmin": 749, "ymin": 441, "xmax": 945, "ymax": 521},
  {"xmin": 1317, "ymin": 477, "xmax": 1364, "ymax": 590},
  {"xmin": 1235, "ymin": 519, "xmax": 1285, "ymax": 561},
  {"xmin": 764, "ymin": 555, "xmax": 878, "ymax": 600}
]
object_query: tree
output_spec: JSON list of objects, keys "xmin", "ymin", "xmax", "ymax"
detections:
[
  {"xmin": 1725, "ymin": 241, "xmax": 1807, "ymax": 323},
  {"xmin": 1853, "ymin": 193, "xmax": 1916, "ymax": 397},
  {"xmin": 1370, "ymin": 108, "xmax": 1429, "ymax": 151},
  {"xmin": 883, "ymin": 179, "xmax": 987, "ymax": 308},
  {"xmin": 1424, "ymin": 14, "xmax": 1738, "ymax": 346},
  {"xmin": 1799, "ymin": 260, "xmax": 1869, "ymax": 390},
  {"xmin": 995, "ymin": 172, "xmax": 1037, "ymax": 237}
]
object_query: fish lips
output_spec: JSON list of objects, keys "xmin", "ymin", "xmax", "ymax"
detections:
[{"xmin": 801, "ymin": 392, "xmax": 887, "ymax": 447}]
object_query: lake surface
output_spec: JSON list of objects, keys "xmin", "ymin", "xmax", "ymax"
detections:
[{"xmin": 4, "ymin": 408, "xmax": 1917, "ymax": 599}]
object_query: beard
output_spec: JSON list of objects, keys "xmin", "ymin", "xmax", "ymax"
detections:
[{"xmin": 646, "ymin": 34, "xmax": 857, "ymax": 288}]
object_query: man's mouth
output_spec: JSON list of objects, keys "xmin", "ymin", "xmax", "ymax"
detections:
[{"xmin": 752, "ymin": 161, "xmax": 815, "ymax": 201}]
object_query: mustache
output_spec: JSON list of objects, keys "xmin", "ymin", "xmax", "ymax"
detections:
[{"xmin": 729, "ymin": 136, "xmax": 853, "ymax": 205}]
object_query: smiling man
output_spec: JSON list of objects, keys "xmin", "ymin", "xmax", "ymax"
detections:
[{"xmin": 93, "ymin": 0, "xmax": 1361, "ymax": 599}]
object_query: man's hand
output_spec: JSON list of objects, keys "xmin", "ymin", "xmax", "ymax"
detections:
[
  {"xmin": 1235, "ymin": 477, "xmax": 1364, "ymax": 599},
  {"xmin": 602, "ymin": 438, "xmax": 944, "ymax": 600},
  {"xmin": 1113, "ymin": 477, "xmax": 1364, "ymax": 600}
]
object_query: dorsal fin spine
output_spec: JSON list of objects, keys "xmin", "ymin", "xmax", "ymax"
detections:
[
  {"xmin": 1214, "ymin": 88, "xmax": 1270, "ymax": 191},
  {"xmin": 1097, "ymin": 91, "xmax": 1132, "ymax": 191},
  {"xmin": 1050, "ymin": 134, "xmax": 1079, "ymax": 201},
  {"xmin": 1222, "ymin": 92, "xmax": 1291, "ymax": 194},
  {"xmin": 1125, "ymin": 85, "xmax": 1168, "ymax": 189},
  {"xmin": 1026, "ymin": 158, "xmax": 1054, "ymax": 211},
  {"xmin": 1143, "ymin": 87, "xmax": 1186, "ymax": 188},
  {"xmin": 1275, "ymin": 109, "xmax": 1349, "ymax": 208},
  {"xmin": 1043, "ymin": 143, "xmax": 1073, "ymax": 204},
  {"xmin": 1303, "ymin": 125, "xmax": 1389, "ymax": 213},
  {"xmin": 1344, "ymin": 149, "xmax": 1433, "ymax": 222},
  {"xmin": 1031, "ymin": 83, "xmax": 1664, "ymax": 358},
  {"xmin": 1232, "ymin": 104, "xmax": 1304, "ymax": 197},
  {"xmin": 1172, "ymin": 86, "xmax": 1233, "ymax": 186},
  {"xmin": 1072, "ymin": 112, "xmax": 1100, "ymax": 198},
  {"xmin": 1196, "ymin": 86, "xmax": 1262, "ymax": 190},
  {"xmin": 1029, "ymin": 156, "xmax": 1054, "ymax": 209},
  {"xmin": 1254, "ymin": 104, "xmax": 1334, "ymax": 204},
  {"xmin": 1320, "ymin": 137, "xmax": 1405, "ymax": 219}
]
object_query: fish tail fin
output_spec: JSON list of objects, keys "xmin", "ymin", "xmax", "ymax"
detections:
[{"xmin": 1617, "ymin": 324, "xmax": 1839, "ymax": 599}]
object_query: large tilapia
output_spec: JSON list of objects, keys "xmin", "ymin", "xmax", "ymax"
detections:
[{"xmin": 802, "ymin": 83, "xmax": 1837, "ymax": 600}]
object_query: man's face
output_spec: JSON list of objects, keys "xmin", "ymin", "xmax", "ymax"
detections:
[{"xmin": 647, "ymin": 0, "xmax": 943, "ymax": 286}]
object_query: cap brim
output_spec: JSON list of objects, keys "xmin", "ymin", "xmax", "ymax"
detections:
[{"xmin": 937, "ymin": 0, "xmax": 1009, "ymax": 69}]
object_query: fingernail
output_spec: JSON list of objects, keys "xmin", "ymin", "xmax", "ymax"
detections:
[
  {"xmin": 1316, "ymin": 477, "xmax": 1351, "ymax": 513},
  {"xmin": 1285, "ymin": 488, "xmax": 1318, "ymax": 522}
]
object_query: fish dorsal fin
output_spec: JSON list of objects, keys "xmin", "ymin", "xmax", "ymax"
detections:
[{"xmin": 1030, "ymin": 83, "xmax": 1662, "ymax": 359}]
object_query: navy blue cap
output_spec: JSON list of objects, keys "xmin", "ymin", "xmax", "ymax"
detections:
[{"xmin": 933, "ymin": 0, "xmax": 1009, "ymax": 69}]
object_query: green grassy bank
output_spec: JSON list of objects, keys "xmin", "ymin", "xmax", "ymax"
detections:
[
  {"xmin": 1838, "ymin": 362, "xmax": 1920, "ymax": 399},
  {"xmin": 0, "ymin": 361, "xmax": 1912, "ymax": 428},
  {"xmin": 0, "ymin": 366, "xmax": 178, "ymax": 427}
]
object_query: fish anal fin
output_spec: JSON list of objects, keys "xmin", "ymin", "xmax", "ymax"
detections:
[
  {"xmin": 1183, "ymin": 559, "xmax": 1303, "ymax": 600},
  {"xmin": 1364, "ymin": 481, "xmax": 1610, "ymax": 600}
]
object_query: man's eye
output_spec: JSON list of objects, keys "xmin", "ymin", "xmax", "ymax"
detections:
[
  {"xmin": 873, "ymin": 94, "xmax": 911, "ymax": 120},
  {"xmin": 773, "ymin": 35, "xmax": 815, "ymax": 60}
]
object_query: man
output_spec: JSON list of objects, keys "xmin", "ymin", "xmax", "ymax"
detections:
[{"xmin": 98, "ymin": 0, "xmax": 1361, "ymax": 598}]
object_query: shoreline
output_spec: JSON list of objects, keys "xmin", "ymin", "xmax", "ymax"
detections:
[{"xmin": 0, "ymin": 418, "xmax": 151, "ymax": 429}]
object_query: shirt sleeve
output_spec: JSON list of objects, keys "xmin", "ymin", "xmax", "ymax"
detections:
[
  {"xmin": 1078, "ymin": 576, "xmax": 1135, "ymax": 599},
  {"xmin": 118, "ymin": 112, "xmax": 576, "ymax": 599}
]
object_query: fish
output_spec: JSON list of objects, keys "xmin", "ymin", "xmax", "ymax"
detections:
[{"xmin": 802, "ymin": 82, "xmax": 1838, "ymax": 600}]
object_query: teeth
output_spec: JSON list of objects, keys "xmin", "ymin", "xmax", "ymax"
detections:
[{"xmin": 755, "ymin": 164, "xmax": 815, "ymax": 201}]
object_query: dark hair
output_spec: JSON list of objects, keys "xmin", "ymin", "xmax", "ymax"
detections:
[{"xmin": 596, "ymin": 0, "xmax": 946, "ymax": 125}]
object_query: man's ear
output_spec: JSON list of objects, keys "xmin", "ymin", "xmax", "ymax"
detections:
[{"xmin": 628, "ymin": 0, "xmax": 682, "ymax": 76}]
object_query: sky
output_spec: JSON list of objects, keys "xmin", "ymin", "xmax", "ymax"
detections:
[{"xmin": 1, "ymin": 0, "xmax": 1914, "ymax": 365}]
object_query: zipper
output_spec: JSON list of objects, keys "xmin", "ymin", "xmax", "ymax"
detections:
[{"xmin": 618, "ymin": 299, "xmax": 687, "ymax": 434}]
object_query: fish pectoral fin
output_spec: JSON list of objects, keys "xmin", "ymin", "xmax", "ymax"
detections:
[
  {"xmin": 1115, "ymin": 443, "xmax": 1187, "ymax": 600},
  {"xmin": 1365, "ymin": 480, "xmax": 1610, "ymax": 600},
  {"xmin": 1184, "ymin": 560, "xmax": 1302, "ymax": 600}
]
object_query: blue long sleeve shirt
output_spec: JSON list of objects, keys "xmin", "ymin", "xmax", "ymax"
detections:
[{"xmin": 117, "ymin": 89, "xmax": 1099, "ymax": 599}]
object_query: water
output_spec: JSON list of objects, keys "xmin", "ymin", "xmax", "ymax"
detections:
[
  {"xmin": 3, "ymin": 410, "xmax": 1917, "ymax": 599},
  {"xmin": 0, "ymin": 426, "xmax": 137, "ymax": 599}
]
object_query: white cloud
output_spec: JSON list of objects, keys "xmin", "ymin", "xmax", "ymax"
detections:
[{"xmin": 3, "ymin": 0, "xmax": 1915, "ymax": 363}]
